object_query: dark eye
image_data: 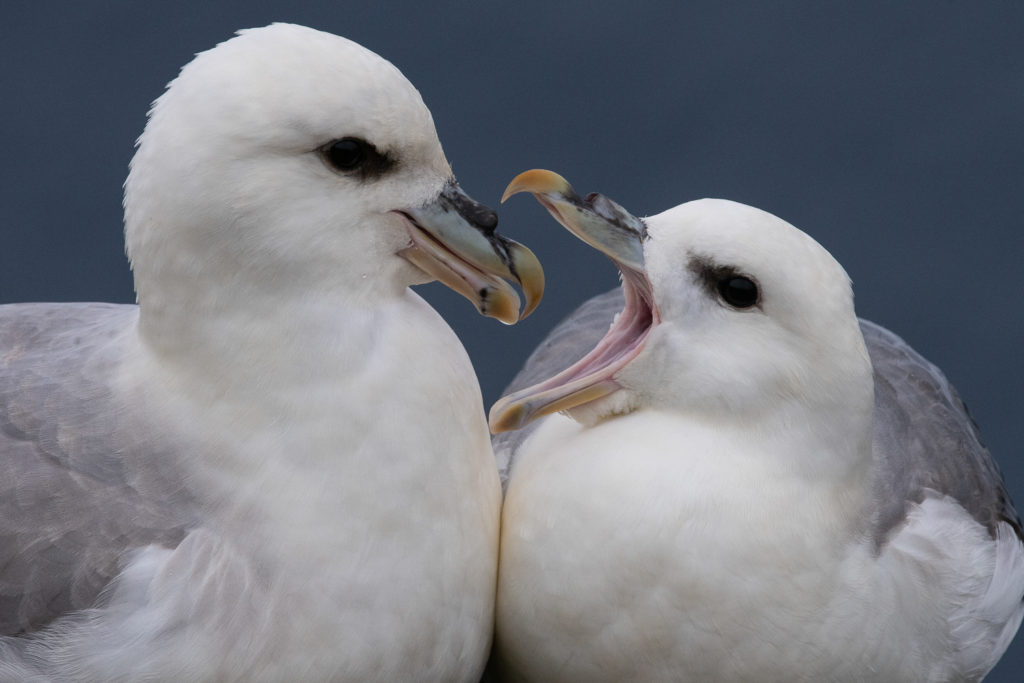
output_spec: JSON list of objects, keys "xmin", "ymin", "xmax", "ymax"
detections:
[
  {"xmin": 717, "ymin": 276, "xmax": 759, "ymax": 308},
  {"xmin": 321, "ymin": 138, "xmax": 396, "ymax": 180},
  {"xmin": 324, "ymin": 138, "xmax": 369, "ymax": 171}
]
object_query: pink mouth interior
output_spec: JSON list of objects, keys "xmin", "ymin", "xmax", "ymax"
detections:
[{"xmin": 520, "ymin": 265, "xmax": 657, "ymax": 397}]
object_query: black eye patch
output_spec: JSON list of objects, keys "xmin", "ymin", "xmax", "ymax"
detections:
[{"xmin": 321, "ymin": 137, "xmax": 395, "ymax": 180}]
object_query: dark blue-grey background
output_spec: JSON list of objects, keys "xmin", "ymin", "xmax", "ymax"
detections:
[{"xmin": 2, "ymin": 3, "xmax": 1022, "ymax": 677}]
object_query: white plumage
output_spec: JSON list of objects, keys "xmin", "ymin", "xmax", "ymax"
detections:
[
  {"xmin": 0, "ymin": 24, "xmax": 545, "ymax": 681},
  {"xmin": 490, "ymin": 173, "xmax": 1024, "ymax": 682}
]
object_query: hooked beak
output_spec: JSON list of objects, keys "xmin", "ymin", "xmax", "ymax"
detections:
[
  {"xmin": 489, "ymin": 170, "xmax": 656, "ymax": 433},
  {"xmin": 501, "ymin": 169, "xmax": 646, "ymax": 271},
  {"xmin": 398, "ymin": 180, "xmax": 544, "ymax": 324}
]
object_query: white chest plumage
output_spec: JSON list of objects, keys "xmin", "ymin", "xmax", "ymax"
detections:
[{"xmin": 496, "ymin": 411, "xmax": 1021, "ymax": 682}]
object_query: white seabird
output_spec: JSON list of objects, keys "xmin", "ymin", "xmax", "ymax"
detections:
[
  {"xmin": 0, "ymin": 24, "xmax": 544, "ymax": 681},
  {"xmin": 488, "ymin": 170, "xmax": 1023, "ymax": 682}
]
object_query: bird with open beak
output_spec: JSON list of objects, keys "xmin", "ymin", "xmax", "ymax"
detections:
[{"xmin": 488, "ymin": 169, "xmax": 1023, "ymax": 682}]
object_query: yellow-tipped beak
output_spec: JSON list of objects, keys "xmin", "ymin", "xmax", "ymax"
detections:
[
  {"xmin": 502, "ymin": 169, "xmax": 573, "ymax": 203},
  {"xmin": 400, "ymin": 180, "xmax": 544, "ymax": 324},
  {"xmin": 500, "ymin": 169, "xmax": 646, "ymax": 272}
]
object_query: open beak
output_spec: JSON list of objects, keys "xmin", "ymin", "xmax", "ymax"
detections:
[
  {"xmin": 489, "ymin": 169, "xmax": 657, "ymax": 433},
  {"xmin": 398, "ymin": 180, "xmax": 544, "ymax": 324}
]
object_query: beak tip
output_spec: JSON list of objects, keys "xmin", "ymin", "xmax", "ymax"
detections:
[
  {"xmin": 519, "ymin": 292, "xmax": 542, "ymax": 321},
  {"xmin": 502, "ymin": 169, "xmax": 572, "ymax": 204},
  {"xmin": 507, "ymin": 242, "xmax": 545, "ymax": 323},
  {"xmin": 488, "ymin": 402, "xmax": 522, "ymax": 434},
  {"xmin": 485, "ymin": 292, "xmax": 523, "ymax": 326}
]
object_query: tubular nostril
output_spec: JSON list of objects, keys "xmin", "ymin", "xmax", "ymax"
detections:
[
  {"xmin": 440, "ymin": 181, "xmax": 499, "ymax": 234},
  {"xmin": 459, "ymin": 196, "xmax": 498, "ymax": 234},
  {"xmin": 476, "ymin": 206, "xmax": 498, "ymax": 233}
]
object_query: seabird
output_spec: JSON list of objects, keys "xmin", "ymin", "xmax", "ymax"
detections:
[
  {"xmin": 0, "ymin": 24, "xmax": 543, "ymax": 681},
  {"xmin": 489, "ymin": 169, "xmax": 1022, "ymax": 681}
]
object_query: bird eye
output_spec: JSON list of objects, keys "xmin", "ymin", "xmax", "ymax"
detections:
[
  {"xmin": 324, "ymin": 137, "xmax": 369, "ymax": 171},
  {"xmin": 321, "ymin": 137, "xmax": 395, "ymax": 180},
  {"xmin": 717, "ymin": 276, "xmax": 759, "ymax": 308}
]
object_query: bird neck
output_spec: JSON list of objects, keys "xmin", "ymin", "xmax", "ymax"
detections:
[
  {"xmin": 133, "ymin": 269, "xmax": 409, "ymax": 396},
  {"xmin": 124, "ymin": 283, "xmax": 491, "ymax": 504}
]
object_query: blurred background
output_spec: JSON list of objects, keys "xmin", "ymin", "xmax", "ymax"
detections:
[{"xmin": 2, "ymin": 2, "xmax": 1022, "ymax": 677}]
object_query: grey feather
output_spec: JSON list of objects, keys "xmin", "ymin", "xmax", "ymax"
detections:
[
  {"xmin": 492, "ymin": 288, "xmax": 1022, "ymax": 549},
  {"xmin": 863, "ymin": 318, "xmax": 1022, "ymax": 548},
  {"xmin": 0, "ymin": 303, "xmax": 196, "ymax": 635}
]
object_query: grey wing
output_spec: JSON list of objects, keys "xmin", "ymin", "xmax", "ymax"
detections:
[
  {"xmin": 492, "ymin": 288, "xmax": 626, "ymax": 489},
  {"xmin": 0, "ymin": 303, "xmax": 194, "ymax": 635},
  {"xmin": 862, "ymin": 318, "xmax": 1022, "ymax": 550}
]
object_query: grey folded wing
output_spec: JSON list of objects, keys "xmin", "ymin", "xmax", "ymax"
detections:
[
  {"xmin": 492, "ymin": 288, "xmax": 1022, "ymax": 552},
  {"xmin": 863, "ymin": 319, "xmax": 1022, "ymax": 549},
  {"xmin": 0, "ymin": 303, "xmax": 195, "ymax": 635}
]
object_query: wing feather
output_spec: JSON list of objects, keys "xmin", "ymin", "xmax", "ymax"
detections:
[{"xmin": 0, "ymin": 303, "xmax": 193, "ymax": 634}]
